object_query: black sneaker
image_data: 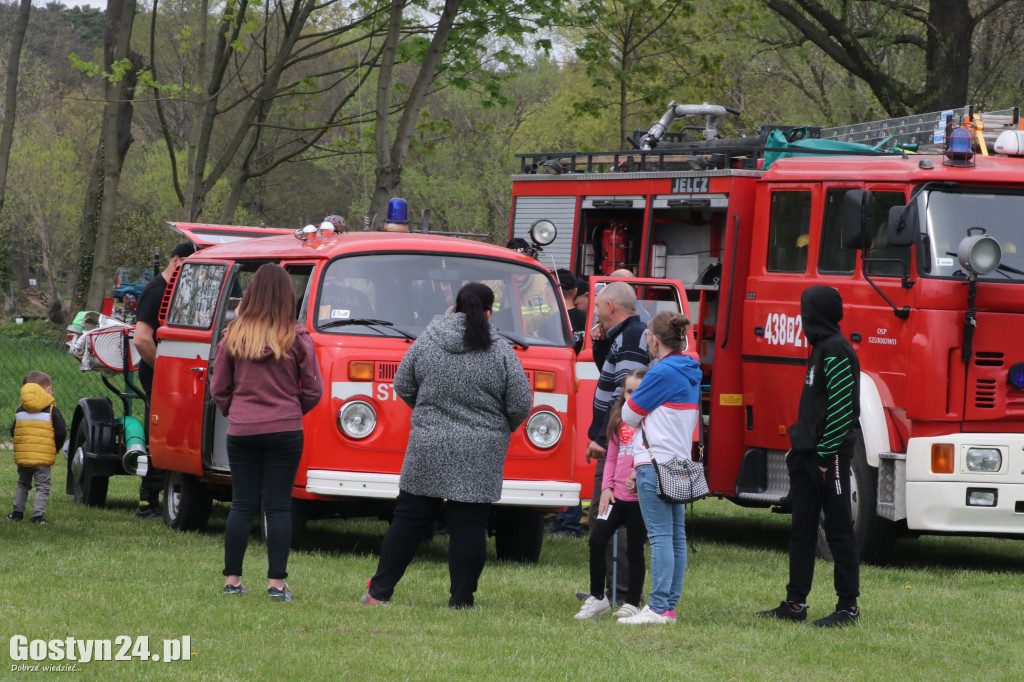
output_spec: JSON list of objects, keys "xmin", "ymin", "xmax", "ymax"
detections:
[
  {"xmin": 223, "ymin": 583, "xmax": 248, "ymax": 595},
  {"xmin": 813, "ymin": 606, "xmax": 860, "ymax": 628},
  {"xmin": 30, "ymin": 515, "xmax": 47, "ymax": 524},
  {"xmin": 756, "ymin": 600, "xmax": 808, "ymax": 622},
  {"xmin": 136, "ymin": 506, "xmax": 160, "ymax": 518},
  {"xmin": 7, "ymin": 511, "xmax": 23, "ymax": 521}
]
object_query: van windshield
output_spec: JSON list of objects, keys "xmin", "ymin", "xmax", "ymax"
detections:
[
  {"xmin": 923, "ymin": 190, "xmax": 1024, "ymax": 281},
  {"xmin": 316, "ymin": 253, "xmax": 569, "ymax": 346}
]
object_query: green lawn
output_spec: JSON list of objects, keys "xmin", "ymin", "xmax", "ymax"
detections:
[{"xmin": 1, "ymin": 457, "xmax": 1022, "ymax": 681}]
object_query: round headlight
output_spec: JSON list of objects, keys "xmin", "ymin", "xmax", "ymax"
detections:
[
  {"xmin": 337, "ymin": 401, "xmax": 377, "ymax": 439},
  {"xmin": 526, "ymin": 410, "xmax": 562, "ymax": 449},
  {"xmin": 958, "ymin": 232, "xmax": 1001, "ymax": 276},
  {"xmin": 529, "ymin": 219, "xmax": 557, "ymax": 246}
]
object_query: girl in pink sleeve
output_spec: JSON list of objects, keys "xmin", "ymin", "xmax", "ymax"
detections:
[{"xmin": 573, "ymin": 368, "xmax": 648, "ymax": 620}]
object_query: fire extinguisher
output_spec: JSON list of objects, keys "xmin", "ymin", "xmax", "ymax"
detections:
[{"xmin": 601, "ymin": 221, "xmax": 631, "ymax": 274}]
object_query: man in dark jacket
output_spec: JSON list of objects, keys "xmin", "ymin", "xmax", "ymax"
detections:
[
  {"xmin": 133, "ymin": 241, "xmax": 196, "ymax": 517},
  {"xmin": 758, "ymin": 285, "xmax": 861, "ymax": 627}
]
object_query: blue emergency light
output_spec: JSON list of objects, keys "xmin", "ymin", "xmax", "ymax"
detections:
[
  {"xmin": 944, "ymin": 127, "xmax": 975, "ymax": 167},
  {"xmin": 1008, "ymin": 362, "xmax": 1024, "ymax": 390},
  {"xmin": 387, "ymin": 198, "xmax": 408, "ymax": 224}
]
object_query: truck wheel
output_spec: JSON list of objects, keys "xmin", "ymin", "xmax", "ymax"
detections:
[
  {"xmin": 162, "ymin": 470, "xmax": 212, "ymax": 531},
  {"xmin": 261, "ymin": 498, "xmax": 308, "ymax": 550},
  {"xmin": 816, "ymin": 431, "xmax": 899, "ymax": 564},
  {"xmin": 492, "ymin": 507, "xmax": 544, "ymax": 563},
  {"xmin": 70, "ymin": 421, "xmax": 108, "ymax": 507}
]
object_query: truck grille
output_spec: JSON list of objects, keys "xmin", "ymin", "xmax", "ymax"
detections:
[
  {"xmin": 376, "ymin": 362, "xmax": 400, "ymax": 381},
  {"xmin": 974, "ymin": 378, "xmax": 997, "ymax": 409},
  {"xmin": 974, "ymin": 351, "xmax": 1004, "ymax": 367}
]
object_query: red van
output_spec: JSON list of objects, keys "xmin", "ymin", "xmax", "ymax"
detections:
[{"xmin": 141, "ymin": 223, "xmax": 579, "ymax": 561}]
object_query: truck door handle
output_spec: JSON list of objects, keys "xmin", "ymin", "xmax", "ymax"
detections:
[
  {"xmin": 754, "ymin": 326, "xmax": 764, "ymax": 336},
  {"xmin": 190, "ymin": 367, "xmax": 205, "ymax": 373}
]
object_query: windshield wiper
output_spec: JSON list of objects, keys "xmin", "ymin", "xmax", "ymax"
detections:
[
  {"xmin": 945, "ymin": 252, "xmax": 1024, "ymax": 279},
  {"xmin": 493, "ymin": 329, "xmax": 530, "ymax": 349},
  {"xmin": 320, "ymin": 318, "xmax": 417, "ymax": 340}
]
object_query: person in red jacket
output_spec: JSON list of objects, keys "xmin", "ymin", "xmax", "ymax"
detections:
[{"xmin": 211, "ymin": 264, "xmax": 323, "ymax": 601}]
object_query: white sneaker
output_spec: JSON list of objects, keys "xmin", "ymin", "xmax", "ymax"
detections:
[
  {"xmin": 618, "ymin": 604, "xmax": 673, "ymax": 625},
  {"xmin": 574, "ymin": 595, "xmax": 611, "ymax": 620},
  {"xmin": 614, "ymin": 603, "xmax": 641, "ymax": 619}
]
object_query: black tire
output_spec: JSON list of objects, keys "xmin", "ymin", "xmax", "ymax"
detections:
[
  {"xmin": 70, "ymin": 421, "xmax": 109, "ymax": 507},
  {"xmin": 261, "ymin": 497, "xmax": 307, "ymax": 550},
  {"xmin": 492, "ymin": 507, "xmax": 544, "ymax": 563},
  {"xmin": 816, "ymin": 430, "xmax": 899, "ymax": 564},
  {"xmin": 162, "ymin": 470, "xmax": 212, "ymax": 531}
]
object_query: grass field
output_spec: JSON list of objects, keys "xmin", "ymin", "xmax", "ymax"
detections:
[{"xmin": 1, "ymin": 456, "xmax": 1023, "ymax": 681}]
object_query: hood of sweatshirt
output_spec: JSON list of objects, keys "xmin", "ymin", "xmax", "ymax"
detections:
[
  {"xmin": 664, "ymin": 352, "xmax": 704, "ymax": 387},
  {"xmin": 424, "ymin": 313, "xmax": 486, "ymax": 354},
  {"xmin": 800, "ymin": 285, "xmax": 843, "ymax": 345},
  {"xmin": 21, "ymin": 383, "xmax": 55, "ymax": 412}
]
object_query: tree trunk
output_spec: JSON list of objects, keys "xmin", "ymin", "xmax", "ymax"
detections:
[
  {"xmin": 368, "ymin": 0, "xmax": 461, "ymax": 226},
  {"xmin": 0, "ymin": 0, "xmax": 32, "ymax": 214},
  {"xmin": 922, "ymin": 1, "xmax": 973, "ymax": 111},
  {"xmin": 76, "ymin": 0, "xmax": 143, "ymax": 313}
]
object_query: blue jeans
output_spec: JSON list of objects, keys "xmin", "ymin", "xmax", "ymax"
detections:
[{"xmin": 636, "ymin": 464, "xmax": 687, "ymax": 613}]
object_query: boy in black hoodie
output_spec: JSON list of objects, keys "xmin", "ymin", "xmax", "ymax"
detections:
[{"xmin": 758, "ymin": 285, "xmax": 861, "ymax": 627}]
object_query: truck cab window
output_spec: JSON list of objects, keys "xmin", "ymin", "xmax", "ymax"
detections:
[
  {"xmin": 820, "ymin": 190, "xmax": 857, "ymax": 274},
  {"xmin": 767, "ymin": 191, "xmax": 811, "ymax": 273},
  {"xmin": 865, "ymin": 191, "xmax": 912, "ymax": 277}
]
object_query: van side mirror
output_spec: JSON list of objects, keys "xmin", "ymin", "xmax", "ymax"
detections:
[
  {"xmin": 842, "ymin": 189, "xmax": 872, "ymax": 250},
  {"xmin": 887, "ymin": 203, "xmax": 917, "ymax": 247}
]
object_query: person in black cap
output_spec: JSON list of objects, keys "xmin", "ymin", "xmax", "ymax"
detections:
[
  {"xmin": 556, "ymin": 269, "xmax": 586, "ymax": 354},
  {"xmin": 133, "ymin": 241, "xmax": 197, "ymax": 517}
]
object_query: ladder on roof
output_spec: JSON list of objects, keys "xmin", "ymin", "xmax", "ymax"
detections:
[{"xmin": 821, "ymin": 106, "xmax": 1021, "ymax": 149}]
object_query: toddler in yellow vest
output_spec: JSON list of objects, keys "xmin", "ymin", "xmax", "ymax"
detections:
[{"xmin": 9, "ymin": 371, "xmax": 67, "ymax": 524}]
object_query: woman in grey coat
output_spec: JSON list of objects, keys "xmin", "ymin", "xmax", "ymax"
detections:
[{"xmin": 361, "ymin": 282, "xmax": 533, "ymax": 608}]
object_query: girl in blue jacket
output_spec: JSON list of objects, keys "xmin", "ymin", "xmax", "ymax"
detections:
[{"xmin": 620, "ymin": 311, "xmax": 702, "ymax": 624}]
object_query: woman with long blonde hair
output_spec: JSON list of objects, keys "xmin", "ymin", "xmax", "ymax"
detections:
[{"xmin": 211, "ymin": 264, "xmax": 323, "ymax": 601}]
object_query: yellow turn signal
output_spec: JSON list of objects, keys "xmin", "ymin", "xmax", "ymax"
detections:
[{"xmin": 349, "ymin": 361, "xmax": 374, "ymax": 381}]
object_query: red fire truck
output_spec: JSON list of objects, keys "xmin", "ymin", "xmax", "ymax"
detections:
[
  {"xmin": 511, "ymin": 103, "xmax": 1024, "ymax": 561},
  {"xmin": 67, "ymin": 220, "xmax": 579, "ymax": 562}
]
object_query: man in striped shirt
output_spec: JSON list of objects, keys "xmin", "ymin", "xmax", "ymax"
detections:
[{"xmin": 759, "ymin": 285, "xmax": 862, "ymax": 628}]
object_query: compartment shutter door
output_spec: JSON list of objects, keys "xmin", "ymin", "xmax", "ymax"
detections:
[{"xmin": 512, "ymin": 196, "xmax": 577, "ymax": 269}]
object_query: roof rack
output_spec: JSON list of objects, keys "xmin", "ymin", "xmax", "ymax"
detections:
[{"xmin": 516, "ymin": 105, "xmax": 1020, "ymax": 175}]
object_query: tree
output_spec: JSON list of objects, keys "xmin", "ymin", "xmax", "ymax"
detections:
[
  {"xmin": 0, "ymin": 0, "xmax": 32, "ymax": 215},
  {"xmin": 366, "ymin": 0, "xmax": 566, "ymax": 226},
  {"xmin": 143, "ymin": 0, "xmax": 385, "ymax": 222},
  {"xmin": 762, "ymin": 0, "xmax": 1021, "ymax": 116},
  {"xmin": 74, "ymin": 0, "xmax": 144, "ymax": 314},
  {"xmin": 569, "ymin": 0, "xmax": 696, "ymax": 146}
]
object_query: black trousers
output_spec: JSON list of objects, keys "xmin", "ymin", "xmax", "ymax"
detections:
[
  {"xmin": 370, "ymin": 490, "xmax": 491, "ymax": 608},
  {"xmin": 222, "ymin": 431, "xmax": 303, "ymax": 580},
  {"xmin": 593, "ymin": 458, "xmax": 630, "ymax": 597},
  {"xmin": 786, "ymin": 445, "xmax": 860, "ymax": 609},
  {"xmin": 588, "ymin": 499, "xmax": 646, "ymax": 606}
]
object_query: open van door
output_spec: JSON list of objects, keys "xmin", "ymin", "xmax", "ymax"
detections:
[{"xmin": 573, "ymin": 276, "xmax": 694, "ymax": 501}]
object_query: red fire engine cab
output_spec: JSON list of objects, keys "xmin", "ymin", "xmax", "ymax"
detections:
[
  {"xmin": 70, "ymin": 219, "xmax": 579, "ymax": 563},
  {"xmin": 511, "ymin": 103, "xmax": 1024, "ymax": 561}
]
